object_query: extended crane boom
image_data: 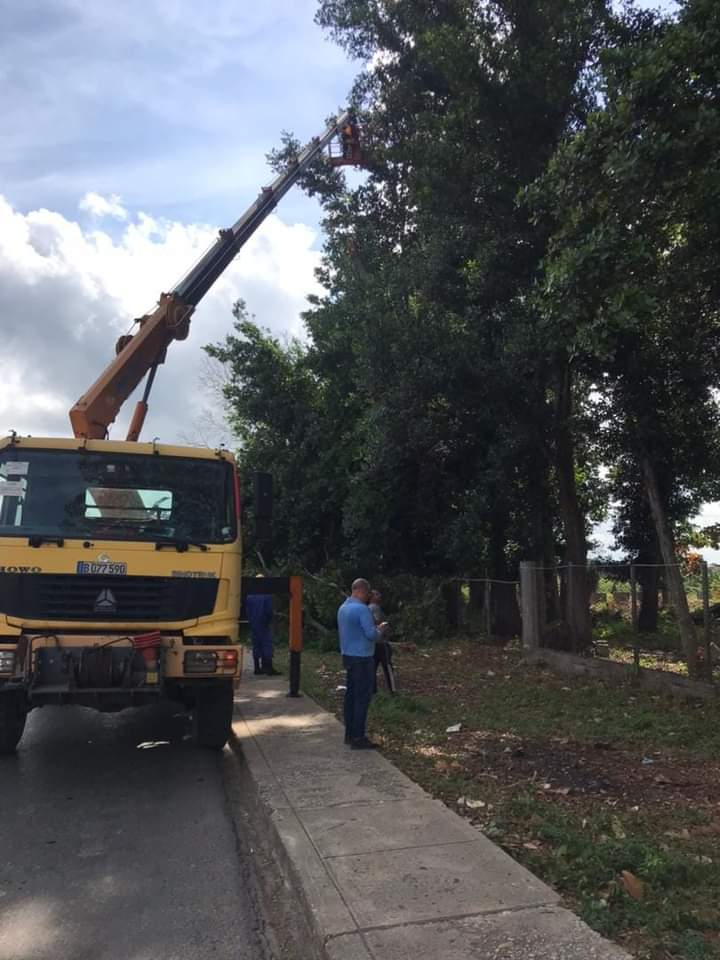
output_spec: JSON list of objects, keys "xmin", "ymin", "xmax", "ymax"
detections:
[{"xmin": 69, "ymin": 110, "xmax": 361, "ymax": 441}]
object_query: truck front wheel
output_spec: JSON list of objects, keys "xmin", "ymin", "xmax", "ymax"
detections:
[
  {"xmin": 0, "ymin": 691, "xmax": 28, "ymax": 754},
  {"xmin": 192, "ymin": 683, "xmax": 234, "ymax": 750}
]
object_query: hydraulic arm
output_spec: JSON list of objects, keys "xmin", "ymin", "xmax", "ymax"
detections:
[{"xmin": 69, "ymin": 111, "xmax": 361, "ymax": 441}]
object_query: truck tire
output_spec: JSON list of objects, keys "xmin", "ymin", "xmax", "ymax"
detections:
[
  {"xmin": 0, "ymin": 691, "xmax": 28, "ymax": 754},
  {"xmin": 192, "ymin": 684, "xmax": 234, "ymax": 750}
]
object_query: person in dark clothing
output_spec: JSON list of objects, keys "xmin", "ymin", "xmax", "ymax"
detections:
[
  {"xmin": 337, "ymin": 578, "xmax": 387, "ymax": 749},
  {"xmin": 245, "ymin": 574, "xmax": 279, "ymax": 676},
  {"xmin": 369, "ymin": 590, "xmax": 397, "ymax": 694}
]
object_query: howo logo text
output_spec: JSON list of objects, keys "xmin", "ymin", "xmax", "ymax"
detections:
[
  {"xmin": 0, "ymin": 566, "xmax": 42, "ymax": 574},
  {"xmin": 94, "ymin": 589, "xmax": 118, "ymax": 615}
]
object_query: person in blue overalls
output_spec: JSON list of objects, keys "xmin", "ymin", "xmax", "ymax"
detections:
[{"xmin": 246, "ymin": 574, "xmax": 279, "ymax": 676}]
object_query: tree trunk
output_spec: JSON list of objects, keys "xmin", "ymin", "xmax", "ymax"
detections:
[
  {"xmin": 487, "ymin": 504, "xmax": 521, "ymax": 638},
  {"xmin": 637, "ymin": 562, "xmax": 659, "ymax": 633},
  {"xmin": 558, "ymin": 565, "xmax": 567, "ymax": 619},
  {"xmin": 442, "ymin": 580, "xmax": 462, "ymax": 633},
  {"xmin": 469, "ymin": 580, "xmax": 485, "ymax": 612},
  {"xmin": 532, "ymin": 455, "xmax": 559, "ymax": 623},
  {"xmin": 660, "ymin": 581, "xmax": 669, "ymax": 609},
  {"xmin": 640, "ymin": 455, "xmax": 698, "ymax": 677},
  {"xmin": 544, "ymin": 567, "xmax": 560, "ymax": 624},
  {"xmin": 490, "ymin": 582, "xmax": 522, "ymax": 638},
  {"xmin": 553, "ymin": 364, "xmax": 592, "ymax": 652}
]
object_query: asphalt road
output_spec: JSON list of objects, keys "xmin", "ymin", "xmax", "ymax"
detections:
[{"xmin": 0, "ymin": 703, "xmax": 271, "ymax": 960}]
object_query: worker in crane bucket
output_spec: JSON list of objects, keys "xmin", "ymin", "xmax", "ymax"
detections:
[
  {"xmin": 246, "ymin": 574, "xmax": 280, "ymax": 676},
  {"xmin": 341, "ymin": 113, "xmax": 359, "ymax": 159}
]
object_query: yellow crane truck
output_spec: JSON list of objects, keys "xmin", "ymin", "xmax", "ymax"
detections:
[{"xmin": 0, "ymin": 112, "xmax": 362, "ymax": 753}]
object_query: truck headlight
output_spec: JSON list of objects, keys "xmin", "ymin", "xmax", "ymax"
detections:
[
  {"xmin": 184, "ymin": 651, "xmax": 217, "ymax": 674},
  {"xmin": 0, "ymin": 651, "xmax": 16, "ymax": 675},
  {"xmin": 183, "ymin": 649, "xmax": 239, "ymax": 675}
]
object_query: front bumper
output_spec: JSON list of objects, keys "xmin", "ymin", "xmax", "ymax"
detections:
[{"xmin": 0, "ymin": 634, "xmax": 243, "ymax": 687}]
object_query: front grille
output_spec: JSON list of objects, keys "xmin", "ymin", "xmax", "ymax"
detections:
[{"xmin": 0, "ymin": 573, "xmax": 219, "ymax": 622}]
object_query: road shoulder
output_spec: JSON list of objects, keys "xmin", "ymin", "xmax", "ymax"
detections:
[{"xmin": 227, "ymin": 666, "xmax": 631, "ymax": 959}]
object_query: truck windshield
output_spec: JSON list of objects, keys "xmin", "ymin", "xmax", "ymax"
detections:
[{"xmin": 0, "ymin": 449, "xmax": 237, "ymax": 544}]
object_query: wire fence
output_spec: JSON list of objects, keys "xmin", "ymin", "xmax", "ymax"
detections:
[
  {"xmin": 520, "ymin": 560, "xmax": 718, "ymax": 683},
  {"xmin": 443, "ymin": 576, "xmax": 521, "ymax": 640},
  {"xmin": 294, "ymin": 566, "xmax": 717, "ymax": 683}
]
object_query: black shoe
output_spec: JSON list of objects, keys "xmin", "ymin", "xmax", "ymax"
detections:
[
  {"xmin": 350, "ymin": 737, "xmax": 379, "ymax": 750},
  {"xmin": 253, "ymin": 658, "xmax": 262, "ymax": 676},
  {"xmin": 265, "ymin": 657, "xmax": 281, "ymax": 677},
  {"xmin": 344, "ymin": 735, "xmax": 351, "ymax": 745}
]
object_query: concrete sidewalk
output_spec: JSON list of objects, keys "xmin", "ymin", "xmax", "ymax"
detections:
[{"xmin": 231, "ymin": 665, "xmax": 630, "ymax": 960}]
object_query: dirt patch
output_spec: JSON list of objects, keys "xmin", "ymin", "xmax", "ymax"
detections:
[
  {"xmin": 390, "ymin": 643, "xmax": 720, "ymax": 808},
  {"xmin": 452, "ymin": 731, "xmax": 720, "ymax": 807}
]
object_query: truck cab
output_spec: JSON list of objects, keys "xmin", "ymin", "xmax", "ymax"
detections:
[{"xmin": 0, "ymin": 435, "xmax": 242, "ymax": 753}]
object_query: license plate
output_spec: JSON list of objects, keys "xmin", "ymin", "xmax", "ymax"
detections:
[{"xmin": 76, "ymin": 561, "xmax": 127, "ymax": 576}]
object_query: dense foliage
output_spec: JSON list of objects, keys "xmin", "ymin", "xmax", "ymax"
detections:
[{"xmin": 208, "ymin": 0, "xmax": 720, "ymax": 664}]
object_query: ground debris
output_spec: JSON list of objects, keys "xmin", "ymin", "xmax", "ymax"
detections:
[
  {"xmin": 620, "ymin": 870, "xmax": 644, "ymax": 901},
  {"xmin": 453, "ymin": 731, "xmax": 720, "ymax": 806}
]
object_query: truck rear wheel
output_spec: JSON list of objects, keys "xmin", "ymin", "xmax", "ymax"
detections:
[
  {"xmin": 0, "ymin": 691, "xmax": 28, "ymax": 754},
  {"xmin": 192, "ymin": 684, "xmax": 234, "ymax": 750}
]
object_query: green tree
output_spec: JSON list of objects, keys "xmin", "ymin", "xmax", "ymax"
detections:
[
  {"xmin": 205, "ymin": 301, "xmax": 362, "ymax": 571},
  {"xmin": 308, "ymin": 0, "xmax": 616, "ymax": 644},
  {"xmin": 208, "ymin": 0, "xmax": 621, "ymax": 645},
  {"xmin": 529, "ymin": 0, "xmax": 720, "ymax": 675}
]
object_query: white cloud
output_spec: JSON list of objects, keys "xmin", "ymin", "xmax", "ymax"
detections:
[
  {"xmin": 79, "ymin": 192, "xmax": 128, "ymax": 220},
  {"xmin": 0, "ymin": 194, "xmax": 321, "ymax": 446}
]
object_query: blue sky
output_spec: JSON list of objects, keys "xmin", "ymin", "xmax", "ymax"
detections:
[{"xmin": 2, "ymin": 0, "xmax": 357, "ymax": 232}]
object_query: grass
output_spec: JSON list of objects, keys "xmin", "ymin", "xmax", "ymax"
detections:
[
  {"xmin": 299, "ymin": 640, "xmax": 720, "ymax": 960},
  {"xmin": 592, "ymin": 607, "xmax": 720, "ymax": 681},
  {"xmin": 594, "ymin": 610, "xmax": 686, "ymax": 655}
]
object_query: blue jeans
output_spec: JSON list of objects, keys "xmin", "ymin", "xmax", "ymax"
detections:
[{"xmin": 343, "ymin": 655, "xmax": 375, "ymax": 741}]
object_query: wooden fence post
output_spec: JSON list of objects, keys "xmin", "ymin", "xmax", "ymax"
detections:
[{"xmin": 520, "ymin": 562, "xmax": 542, "ymax": 650}]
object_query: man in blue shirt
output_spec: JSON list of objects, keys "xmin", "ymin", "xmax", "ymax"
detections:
[{"xmin": 337, "ymin": 578, "xmax": 387, "ymax": 749}]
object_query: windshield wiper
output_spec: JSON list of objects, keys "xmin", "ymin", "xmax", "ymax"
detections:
[
  {"xmin": 155, "ymin": 538, "xmax": 209, "ymax": 553},
  {"xmin": 28, "ymin": 536, "xmax": 65, "ymax": 548}
]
